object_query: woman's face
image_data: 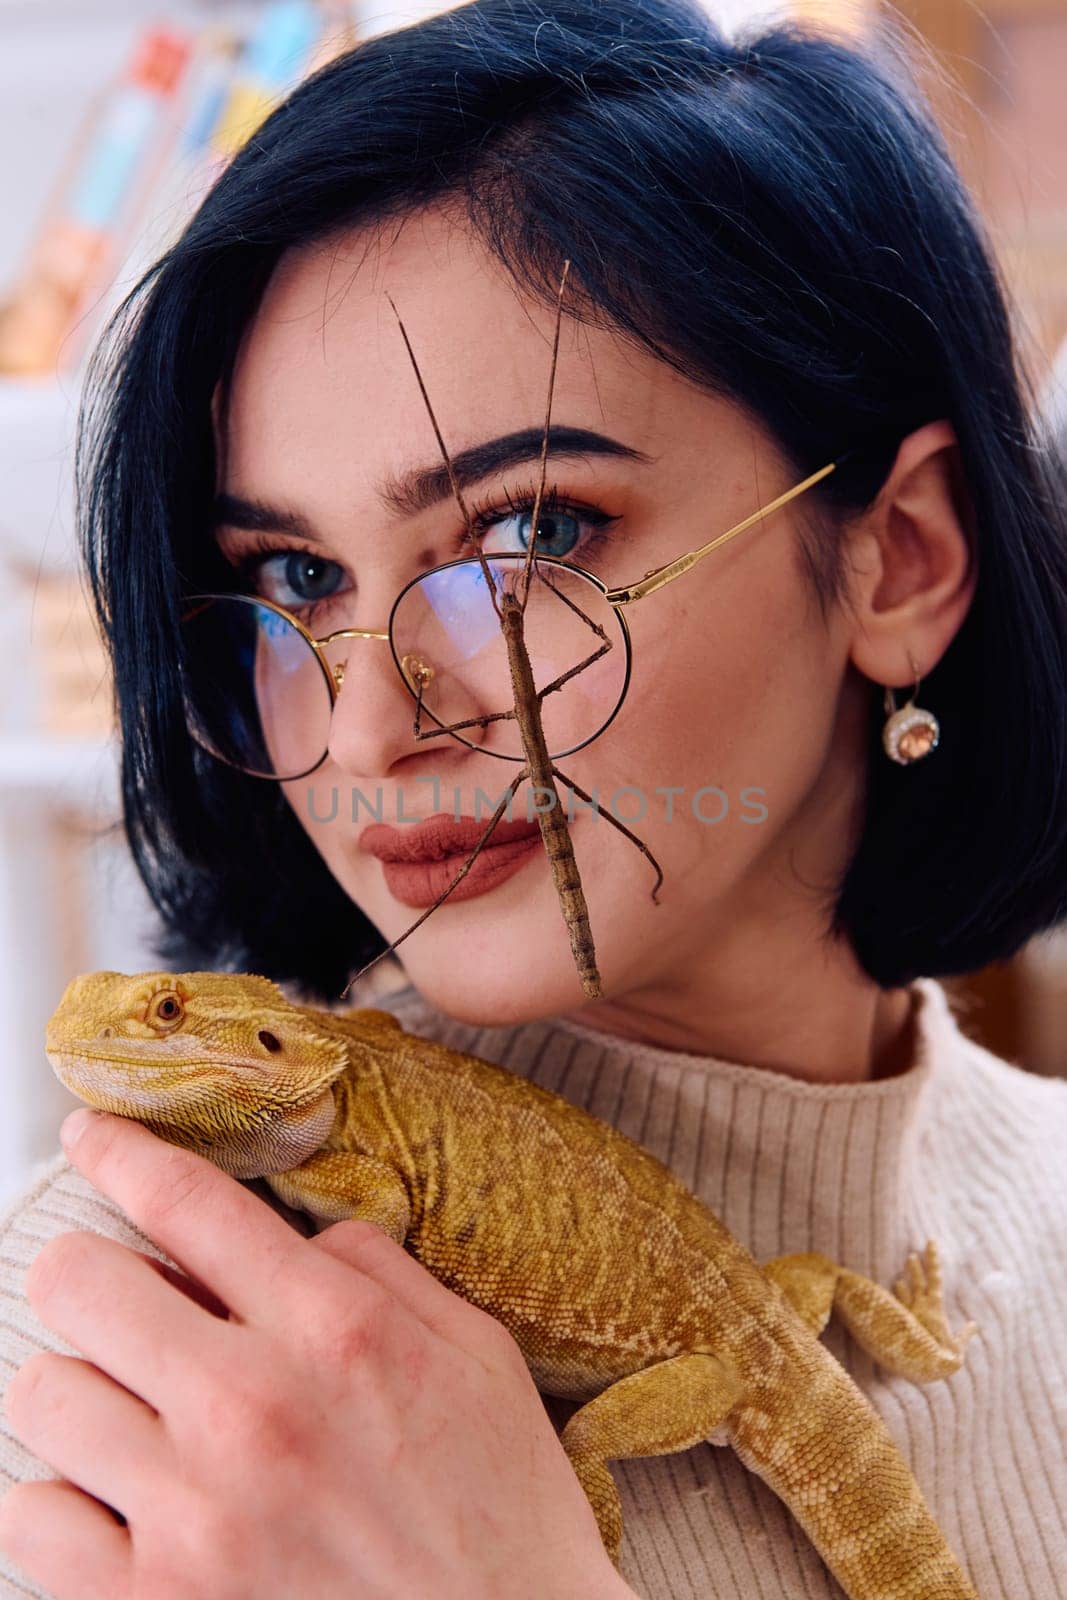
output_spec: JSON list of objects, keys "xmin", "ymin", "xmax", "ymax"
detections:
[{"xmin": 214, "ymin": 205, "xmax": 873, "ymax": 1030}]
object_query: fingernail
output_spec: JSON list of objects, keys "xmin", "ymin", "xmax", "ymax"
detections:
[{"xmin": 60, "ymin": 1109, "xmax": 98, "ymax": 1150}]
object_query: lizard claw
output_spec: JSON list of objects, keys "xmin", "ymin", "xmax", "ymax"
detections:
[{"xmin": 892, "ymin": 1240, "xmax": 977, "ymax": 1359}]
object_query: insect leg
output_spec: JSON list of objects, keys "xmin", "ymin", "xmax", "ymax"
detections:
[
  {"xmin": 530, "ymin": 569, "xmax": 614, "ymax": 700},
  {"xmin": 552, "ymin": 766, "xmax": 664, "ymax": 904},
  {"xmin": 536, "ymin": 641, "xmax": 612, "ymax": 702},
  {"xmin": 406, "ymin": 657, "xmax": 518, "ymax": 743},
  {"xmin": 339, "ymin": 772, "xmax": 529, "ymax": 998}
]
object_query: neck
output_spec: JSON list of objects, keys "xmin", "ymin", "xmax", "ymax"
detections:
[{"xmin": 561, "ymin": 931, "xmax": 917, "ymax": 1087}]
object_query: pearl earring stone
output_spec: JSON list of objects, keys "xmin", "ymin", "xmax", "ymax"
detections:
[{"xmin": 883, "ymin": 704, "xmax": 940, "ymax": 764}]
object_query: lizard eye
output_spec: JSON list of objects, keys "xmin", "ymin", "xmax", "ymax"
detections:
[{"xmin": 147, "ymin": 991, "xmax": 185, "ymax": 1031}]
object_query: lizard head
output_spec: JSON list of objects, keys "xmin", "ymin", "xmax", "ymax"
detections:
[{"xmin": 45, "ymin": 970, "xmax": 350, "ymax": 1178}]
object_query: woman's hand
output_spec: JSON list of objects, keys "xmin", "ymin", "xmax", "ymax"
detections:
[{"xmin": 0, "ymin": 1109, "xmax": 634, "ymax": 1600}]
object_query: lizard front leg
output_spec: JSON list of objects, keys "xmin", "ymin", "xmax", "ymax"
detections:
[
  {"xmin": 266, "ymin": 1152, "xmax": 411, "ymax": 1244},
  {"xmin": 762, "ymin": 1239, "xmax": 977, "ymax": 1383},
  {"xmin": 559, "ymin": 1351, "xmax": 744, "ymax": 1567}
]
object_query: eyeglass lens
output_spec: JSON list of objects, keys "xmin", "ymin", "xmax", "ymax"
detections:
[{"xmin": 390, "ymin": 556, "xmax": 629, "ymax": 761}]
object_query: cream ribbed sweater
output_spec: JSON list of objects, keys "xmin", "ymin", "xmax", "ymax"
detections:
[{"xmin": 1, "ymin": 975, "xmax": 1065, "ymax": 1599}]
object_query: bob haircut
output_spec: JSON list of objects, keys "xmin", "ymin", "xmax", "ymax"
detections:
[{"xmin": 77, "ymin": 0, "xmax": 1067, "ymax": 1003}]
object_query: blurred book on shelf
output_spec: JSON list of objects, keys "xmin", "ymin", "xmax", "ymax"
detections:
[
  {"xmin": 0, "ymin": 25, "xmax": 194, "ymax": 377},
  {"xmin": 0, "ymin": 1, "xmax": 360, "ymax": 380}
]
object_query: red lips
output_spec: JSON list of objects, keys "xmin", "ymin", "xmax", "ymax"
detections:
[
  {"xmin": 361, "ymin": 812, "xmax": 545, "ymax": 862},
  {"xmin": 361, "ymin": 812, "xmax": 545, "ymax": 908}
]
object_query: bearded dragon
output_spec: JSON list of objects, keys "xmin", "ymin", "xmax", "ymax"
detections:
[{"xmin": 44, "ymin": 969, "xmax": 981, "ymax": 1599}]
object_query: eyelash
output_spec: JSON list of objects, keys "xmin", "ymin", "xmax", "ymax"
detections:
[
  {"xmin": 464, "ymin": 479, "xmax": 620, "ymax": 558},
  {"xmin": 226, "ymin": 480, "xmax": 621, "ymax": 596}
]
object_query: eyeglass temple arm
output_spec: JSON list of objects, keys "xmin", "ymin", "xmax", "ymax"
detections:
[{"xmin": 603, "ymin": 456, "xmax": 845, "ymax": 607}]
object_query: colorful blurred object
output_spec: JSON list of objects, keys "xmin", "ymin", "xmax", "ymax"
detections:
[
  {"xmin": 0, "ymin": 27, "xmax": 193, "ymax": 376},
  {"xmin": 212, "ymin": 1, "xmax": 325, "ymax": 157},
  {"xmin": 0, "ymin": 3, "xmax": 361, "ymax": 381}
]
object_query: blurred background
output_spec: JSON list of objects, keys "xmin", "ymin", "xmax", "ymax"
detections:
[{"xmin": 0, "ymin": 0, "xmax": 1063, "ymax": 1206}]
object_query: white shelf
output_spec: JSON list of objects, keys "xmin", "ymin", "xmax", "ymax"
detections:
[{"xmin": 0, "ymin": 375, "xmax": 81, "ymax": 570}]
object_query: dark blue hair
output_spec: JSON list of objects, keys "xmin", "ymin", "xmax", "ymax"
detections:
[{"xmin": 77, "ymin": 0, "xmax": 1067, "ymax": 1000}]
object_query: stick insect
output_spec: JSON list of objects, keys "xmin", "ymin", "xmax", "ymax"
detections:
[{"xmin": 342, "ymin": 262, "xmax": 662, "ymax": 1002}]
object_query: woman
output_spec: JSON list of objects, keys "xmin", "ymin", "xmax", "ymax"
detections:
[{"xmin": 1, "ymin": 0, "xmax": 1066, "ymax": 1595}]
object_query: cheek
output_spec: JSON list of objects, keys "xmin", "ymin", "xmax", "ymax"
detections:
[
  {"xmin": 590, "ymin": 577, "xmax": 831, "ymax": 847},
  {"xmin": 282, "ymin": 775, "xmax": 352, "ymax": 879}
]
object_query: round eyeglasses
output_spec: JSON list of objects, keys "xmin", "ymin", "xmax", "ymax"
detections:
[
  {"xmin": 180, "ymin": 553, "xmax": 631, "ymax": 779},
  {"xmin": 179, "ymin": 454, "xmax": 849, "ymax": 781}
]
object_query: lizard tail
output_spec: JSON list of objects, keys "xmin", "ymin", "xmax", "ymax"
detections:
[{"xmin": 727, "ymin": 1349, "xmax": 979, "ymax": 1599}]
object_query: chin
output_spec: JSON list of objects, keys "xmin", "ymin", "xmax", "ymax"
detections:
[
  {"xmin": 344, "ymin": 849, "xmax": 637, "ymax": 1025},
  {"xmin": 393, "ymin": 928, "xmax": 608, "ymax": 1028}
]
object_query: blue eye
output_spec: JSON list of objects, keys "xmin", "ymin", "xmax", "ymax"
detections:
[
  {"xmin": 522, "ymin": 507, "xmax": 581, "ymax": 557},
  {"xmin": 255, "ymin": 552, "xmax": 348, "ymax": 608},
  {"xmin": 482, "ymin": 505, "xmax": 584, "ymax": 559}
]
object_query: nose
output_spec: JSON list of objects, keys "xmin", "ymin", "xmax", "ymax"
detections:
[{"xmin": 318, "ymin": 627, "xmax": 429, "ymax": 778}]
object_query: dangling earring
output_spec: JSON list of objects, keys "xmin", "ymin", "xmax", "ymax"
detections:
[{"xmin": 882, "ymin": 652, "xmax": 940, "ymax": 765}]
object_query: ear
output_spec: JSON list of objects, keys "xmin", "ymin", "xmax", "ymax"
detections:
[{"xmin": 843, "ymin": 420, "xmax": 978, "ymax": 689}]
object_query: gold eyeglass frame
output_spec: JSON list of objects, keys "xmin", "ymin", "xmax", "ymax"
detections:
[{"xmin": 183, "ymin": 451, "xmax": 852, "ymax": 778}]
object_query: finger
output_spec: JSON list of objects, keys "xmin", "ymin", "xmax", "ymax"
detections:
[
  {"xmin": 311, "ymin": 1219, "xmax": 500, "ymax": 1349},
  {"xmin": 0, "ymin": 1478, "xmax": 131, "ymax": 1600},
  {"xmin": 59, "ymin": 1111, "xmax": 318, "ymax": 1325},
  {"xmin": 133, "ymin": 1250, "xmax": 230, "ymax": 1319},
  {"xmin": 5, "ymin": 1352, "xmax": 169, "ymax": 1514},
  {"xmin": 25, "ymin": 1230, "xmax": 226, "ymax": 1411}
]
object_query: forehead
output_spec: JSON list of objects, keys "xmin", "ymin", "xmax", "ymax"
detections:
[{"xmin": 218, "ymin": 204, "xmax": 728, "ymax": 486}]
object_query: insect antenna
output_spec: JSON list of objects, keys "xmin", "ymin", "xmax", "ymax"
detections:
[
  {"xmin": 385, "ymin": 292, "xmax": 503, "ymax": 620},
  {"xmin": 518, "ymin": 259, "xmax": 571, "ymax": 609}
]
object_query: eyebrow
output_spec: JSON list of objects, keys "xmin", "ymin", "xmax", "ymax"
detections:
[{"xmin": 212, "ymin": 425, "xmax": 652, "ymax": 538}]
